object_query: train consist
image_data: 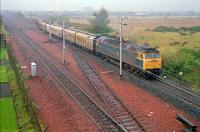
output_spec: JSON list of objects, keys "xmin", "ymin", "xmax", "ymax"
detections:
[{"xmin": 38, "ymin": 21, "xmax": 161, "ymax": 78}]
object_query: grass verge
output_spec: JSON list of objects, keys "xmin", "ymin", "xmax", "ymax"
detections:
[
  {"xmin": 0, "ymin": 48, "xmax": 7, "ymax": 60},
  {"xmin": 0, "ymin": 98, "xmax": 18, "ymax": 132},
  {"xmin": 0, "ymin": 65, "xmax": 8, "ymax": 83},
  {"xmin": 7, "ymin": 63, "xmax": 34, "ymax": 131}
]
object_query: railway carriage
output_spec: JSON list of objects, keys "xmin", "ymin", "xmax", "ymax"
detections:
[
  {"xmin": 64, "ymin": 29, "xmax": 77, "ymax": 44},
  {"xmin": 45, "ymin": 24, "xmax": 51, "ymax": 33},
  {"xmin": 50, "ymin": 25, "xmax": 62, "ymax": 37},
  {"xmin": 75, "ymin": 32, "xmax": 97, "ymax": 51},
  {"xmin": 38, "ymin": 22, "xmax": 46, "ymax": 31}
]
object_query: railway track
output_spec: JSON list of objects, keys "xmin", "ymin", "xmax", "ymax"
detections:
[
  {"xmin": 75, "ymin": 55, "xmax": 149, "ymax": 132},
  {"xmin": 91, "ymin": 55, "xmax": 200, "ymax": 119},
  {"xmin": 155, "ymin": 77, "xmax": 200, "ymax": 105},
  {"xmin": 111, "ymin": 64, "xmax": 200, "ymax": 119},
  {"xmin": 71, "ymin": 44, "xmax": 200, "ymax": 120},
  {"xmin": 142, "ymin": 71, "xmax": 200, "ymax": 113},
  {"xmin": 4, "ymin": 14, "xmax": 199, "ymax": 131},
  {"xmin": 31, "ymin": 14, "xmax": 200, "ymax": 117},
  {"xmin": 7, "ymin": 21, "xmax": 129, "ymax": 132},
  {"xmin": 152, "ymin": 77, "xmax": 200, "ymax": 115}
]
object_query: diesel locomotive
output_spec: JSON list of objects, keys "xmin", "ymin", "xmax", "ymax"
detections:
[{"xmin": 38, "ymin": 21, "xmax": 161, "ymax": 78}]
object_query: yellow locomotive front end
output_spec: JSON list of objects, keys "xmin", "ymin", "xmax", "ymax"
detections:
[
  {"xmin": 143, "ymin": 51, "xmax": 161, "ymax": 75},
  {"xmin": 144, "ymin": 52, "xmax": 161, "ymax": 69},
  {"xmin": 135, "ymin": 47, "xmax": 161, "ymax": 75}
]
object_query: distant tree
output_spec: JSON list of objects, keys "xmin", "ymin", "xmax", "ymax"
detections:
[
  {"xmin": 17, "ymin": 11, "xmax": 24, "ymax": 18},
  {"xmin": 89, "ymin": 7, "xmax": 111, "ymax": 33},
  {"xmin": 164, "ymin": 13, "xmax": 170, "ymax": 20}
]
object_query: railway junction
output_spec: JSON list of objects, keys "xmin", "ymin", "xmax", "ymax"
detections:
[{"xmin": 1, "ymin": 12, "xmax": 200, "ymax": 132}]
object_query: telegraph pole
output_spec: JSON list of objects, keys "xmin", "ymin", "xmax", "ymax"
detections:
[
  {"xmin": 119, "ymin": 17, "xmax": 128, "ymax": 79},
  {"xmin": 49, "ymin": 19, "xmax": 52, "ymax": 40},
  {"xmin": 119, "ymin": 17, "xmax": 122, "ymax": 79},
  {"xmin": 62, "ymin": 20, "xmax": 66, "ymax": 64}
]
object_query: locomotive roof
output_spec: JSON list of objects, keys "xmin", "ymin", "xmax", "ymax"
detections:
[{"xmin": 98, "ymin": 36, "xmax": 159, "ymax": 53}]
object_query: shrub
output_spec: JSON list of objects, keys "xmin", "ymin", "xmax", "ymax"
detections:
[
  {"xmin": 187, "ymin": 26, "xmax": 200, "ymax": 32},
  {"xmin": 164, "ymin": 48, "xmax": 200, "ymax": 87},
  {"xmin": 152, "ymin": 26, "xmax": 177, "ymax": 32},
  {"xmin": 153, "ymin": 26, "xmax": 200, "ymax": 33}
]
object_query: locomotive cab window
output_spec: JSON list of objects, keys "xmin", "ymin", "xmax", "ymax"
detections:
[
  {"xmin": 136, "ymin": 53, "xmax": 139, "ymax": 58},
  {"xmin": 145, "ymin": 53, "xmax": 160, "ymax": 59},
  {"xmin": 140, "ymin": 54, "xmax": 144, "ymax": 59},
  {"xmin": 136, "ymin": 53, "xmax": 144, "ymax": 59},
  {"xmin": 153, "ymin": 53, "xmax": 160, "ymax": 58}
]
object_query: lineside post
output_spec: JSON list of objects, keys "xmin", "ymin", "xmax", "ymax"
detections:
[
  {"xmin": 62, "ymin": 20, "xmax": 66, "ymax": 64},
  {"xmin": 119, "ymin": 17, "xmax": 128, "ymax": 79},
  {"xmin": 119, "ymin": 17, "xmax": 122, "ymax": 79},
  {"xmin": 48, "ymin": 19, "xmax": 52, "ymax": 40}
]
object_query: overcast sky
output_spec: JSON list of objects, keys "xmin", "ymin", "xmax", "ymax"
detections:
[{"xmin": 1, "ymin": 0, "xmax": 200, "ymax": 12}]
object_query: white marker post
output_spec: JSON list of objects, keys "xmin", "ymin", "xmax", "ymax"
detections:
[
  {"xmin": 31, "ymin": 62, "xmax": 36, "ymax": 77},
  {"xmin": 62, "ymin": 20, "xmax": 66, "ymax": 64},
  {"xmin": 179, "ymin": 71, "xmax": 183, "ymax": 85}
]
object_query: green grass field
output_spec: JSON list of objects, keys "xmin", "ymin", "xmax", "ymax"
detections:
[
  {"xmin": 131, "ymin": 32, "xmax": 200, "ymax": 60},
  {"xmin": 0, "ymin": 65, "xmax": 8, "ymax": 83},
  {"xmin": 0, "ymin": 48, "xmax": 7, "ymax": 60},
  {"xmin": 0, "ymin": 98, "xmax": 18, "ymax": 132}
]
